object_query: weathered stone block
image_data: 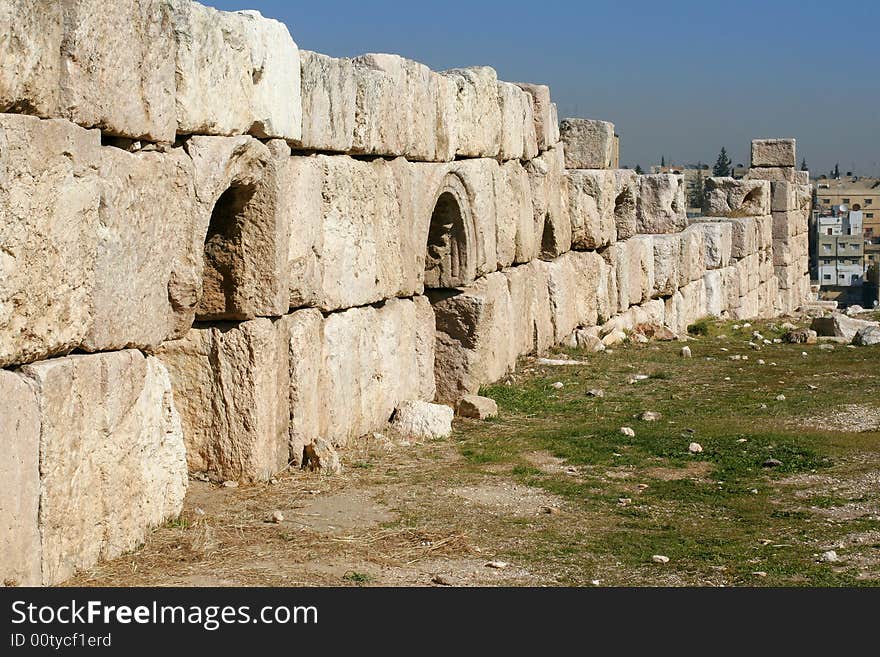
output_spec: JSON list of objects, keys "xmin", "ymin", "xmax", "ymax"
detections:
[
  {"xmin": 0, "ymin": 370, "xmax": 41, "ymax": 586},
  {"xmin": 391, "ymin": 401, "xmax": 453, "ymax": 439},
  {"xmin": 636, "ymin": 174, "xmax": 687, "ymax": 235},
  {"xmin": 704, "ymin": 270, "xmax": 725, "ymax": 317},
  {"xmin": 498, "ymin": 81, "xmax": 538, "ymax": 161},
  {"xmin": 696, "ymin": 221, "xmax": 733, "ymax": 270},
  {"xmin": 559, "ymin": 118, "xmax": 615, "ymax": 169},
  {"xmin": 282, "ymin": 308, "xmax": 322, "ymax": 466},
  {"xmin": 679, "ymin": 225, "xmax": 706, "ymax": 285},
  {"xmin": 2, "ymin": 0, "xmax": 177, "ymax": 141},
  {"xmin": 172, "ymin": 1, "xmax": 301, "ymax": 140},
  {"xmin": 432, "ymin": 273, "xmax": 515, "ymax": 403},
  {"xmin": 543, "ymin": 251, "xmax": 602, "ymax": 342},
  {"xmin": 504, "ymin": 262, "xmax": 552, "ymax": 357},
  {"xmin": 566, "ymin": 169, "xmax": 637, "ymax": 250},
  {"xmin": 19, "ymin": 350, "xmax": 186, "ymax": 585},
  {"xmin": 526, "ymin": 147, "xmax": 571, "ymax": 259},
  {"xmin": 296, "ymin": 50, "xmax": 356, "ymax": 153},
  {"xmin": 514, "ymin": 83, "xmax": 559, "ymax": 152},
  {"xmin": 442, "ymin": 67, "xmax": 501, "ymax": 159},
  {"xmin": 0, "ymin": 115, "xmax": 101, "ymax": 367},
  {"xmin": 751, "ymin": 138, "xmax": 796, "ymax": 168},
  {"xmin": 353, "ymin": 53, "xmax": 456, "ymax": 162},
  {"xmin": 158, "ymin": 318, "xmax": 290, "ymax": 483},
  {"xmin": 703, "ymin": 177, "xmax": 770, "ymax": 217},
  {"xmin": 652, "ymin": 233, "xmax": 682, "ymax": 297}
]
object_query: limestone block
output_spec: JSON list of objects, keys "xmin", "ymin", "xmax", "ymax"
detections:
[
  {"xmin": 158, "ymin": 318, "xmax": 290, "ymax": 483},
  {"xmin": 504, "ymin": 262, "xmax": 553, "ymax": 357},
  {"xmin": 596, "ymin": 256, "xmax": 618, "ymax": 324},
  {"xmin": 704, "ymin": 270, "xmax": 725, "ymax": 317},
  {"xmin": 83, "ymin": 145, "xmax": 204, "ymax": 350},
  {"xmin": 0, "ymin": 370, "xmax": 41, "ymax": 586},
  {"xmin": 652, "ymin": 233, "xmax": 682, "ymax": 297},
  {"xmin": 732, "ymin": 288, "xmax": 760, "ymax": 321},
  {"xmin": 282, "ymin": 308, "xmax": 323, "ymax": 466},
  {"xmin": 664, "ymin": 291, "xmax": 686, "ymax": 336},
  {"xmin": 751, "ymin": 139, "xmax": 796, "ymax": 168},
  {"xmin": 172, "ymin": 2, "xmax": 301, "ymax": 140},
  {"xmin": 566, "ymin": 169, "xmax": 637, "ymax": 250},
  {"xmin": 720, "ymin": 266, "xmax": 741, "ymax": 310},
  {"xmin": 0, "ymin": 115, "xmax": 101, "ymax": 367},
  {"xmin": 770, "ymin": 181, "xmax": 797, "ymax": 213},
  {"xmin": 679, "ymin": 225, "xmax": 706, "ymax": 285},
  {"xmin": 432, "ymin": 273, "xmax": 515, "ymax": 403},
  {"xmin": 391, "ymin": 401, "xmax": 453, "ymax": 439},
  {"xmin": 319, "ymin": 298, "xmax": 436, "ymax": 445},
  {"xmin": 1, "ymin": 0, "xmax": 177, "ymax": 141},
  {"xmin": 696, "ymin": 221, "xmax": 733, "ymax": 270},
  {"xmin": 526, "ymin": 147, "xmax": 571, "ymax": 259},
  {"xmin": 514, "ymin": 83, "xmax": 559, "ymax": 152},
  {"xmin": 457, "ymin": 395, "xmax": 498, "ymax": 420},
  {"xmin": 353, "ymin": 54, "xmax": 456, "ymax": 162},
  {"xmin": 296, "ymin": 50, "xmax": 356, "ymax": 152},
  {"xmin": 498, "ymin": 81, "xmax": 538, "ymax": 161},
  {"xmin": 629, "ymin": 236, "xmax": 656, "ymax": 304},
  {"xmin": 442, "ymin": 67, "xmax": 501, "ymax": 159},
  {"xmin": 771, "ymin": 209, "xmax": 803, "ymax": 241},
  {"xmin": 287, "ymin": 155, "xmax": 422, "ymax": 312},
  {"xmin": 755, "ymin": 214, "xmax": 773, "ymax": 251},
  {"xmin": 559, "ymin": 118, "xmax": 615, "ymax": 169},
  {"xmin": 185, "ymin": 135, "xmax": 290, "ymax": 320},
  {"xmin": 680, "ymin": 278, "xmax": 708, "ymax": 327},
  {"xmin": 19, "ymin": 350, "xmax": 186, "ymax": 585},
  {"xmin": 494, "ymin": 161, "xmax": 535, "ymax": 268},
  {"xmin": 636, "ymin": 174, "xmax": 687, "ymax": 235},
  {"xmin": 544, "ymin": 252, "xmax": 602, "ymax": 342},
  {"xmin": 703, "ymin": 177, "xmax": 770, "ymax": 217},
  {"xmin": 699, "ymin": 216, "xmax": 760, "ymax": 260}
]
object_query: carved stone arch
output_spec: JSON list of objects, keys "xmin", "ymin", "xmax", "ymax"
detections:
[{"xmin": 424, "ymin": 173, "xmax": 477, "ymax": 289}]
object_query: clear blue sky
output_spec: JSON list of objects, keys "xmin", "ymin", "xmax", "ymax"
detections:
[{"xmin": 211, "ymin": 0, "xmax": 879, "ymax": 176}]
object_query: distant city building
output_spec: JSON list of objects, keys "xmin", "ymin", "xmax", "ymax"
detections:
[
  {"xmin": 814, "ymin": 176, "xmax": 880, "ymax": 240},
  {"xmin": 813, "ymin": 206, "xmax": 865, "ymax": 287}
]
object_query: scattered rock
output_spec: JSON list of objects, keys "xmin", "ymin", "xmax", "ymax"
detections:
[
  {"xmin": 680, "ymin": 346, "xmax": 692, "ymax": 358},
  {"xmin": 780, "ymin": 322, "xmax": 797, "ymax": 331},
  {"xmin": 757, "ymin": 359, "xmax": 766, "ymax": 365},
  {"xmin": 618, "ymin": 498, "xmax": 632, "ymax": 506},
  {"xmin": 775, "ymin": 394, "xmax": 786, "ymax": 402},
  {"xmin": 752, "ymin": 571, "xmax": 768, "ymax": 578},
  {"xmin": 620, "ymin": 427, "xmax": 636, "ymax": 437},
  {"xmin": 640, "ymin": 411, "xmax": 662, "ymax": 422},
  {"xmin": 587, "ymin": 388, "xmax": 605, "ymax": 398},
  {"xmin": 268, "ymin": 511, "xmax": 284, "ymax": 524},
  {"xmin": 485, "ymin": 561, "xmax": 509, "ymax": 569},
  {"xmin": 853, "ymin": 326, "xmax": 880, "ymax": 346},
  {"xmin": 784, "ymin": 328, "xmax": 817, "ymax": 344},
  {"xmin": 551, "ymin": 381, "xmax": 565, "ymax": 390},
  {"xmin": 845, "ymin": 305, "xmax": 865, "ymax": 316},
  {"xmin": 820, "ymin": 550, "xmax": 839, "ymax": 563},
  {"xmin": 633, "ymin": 323, "xmax": 677, "ymax": 341},
  {"xmin": 762, "ymin": 458, "xmax": 783, "ymax": 468},
  {"xmin": 688, "ymin": 442, "xmax": 703, "ymax": 454},
  {"xmin": 456, "ymin": 395, "xmax": 499, "ymax": 420},
  {"xmin": 540, "ymin": 506, "xmax": 561, "ymax": 515},
  {"xmin": 537, "ymin": 357, "xmax": 583, "ymax": 366},
  {"xmin": 222, "ymin": 480, "xmax": 239, "ymax": 488},
  {"xmin": 807, "ymin": 384, "xmax": 818, "ymax": 390},
  {"xmin": 432, "ymin": 574, "xmax": 454, "ymax": 586},
  {"xmin": 811, "ymin": 312, "xmax": 878, "ymax": 342},
  {"xmin": 302, "ymin": 437, "xmax": 343, "ymax": 474},
  {"xmin": 652, "ymin": 555, "xmax": 670, "ymax": 564},
  {"xmin": 818, "ymin": 344, "xmax": 835, "ymax": 351},
  {"xmin": 390, "ymin": 401, "xmax": 454, "ymax": 439}
]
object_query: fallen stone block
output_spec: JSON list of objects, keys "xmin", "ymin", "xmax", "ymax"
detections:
[
  {"xmin": 636, "ymin": 174, "xmax": 687, "ymax": 235},
  {"xmin": 172, "ymin": 2, "xmax": 301, "ymax": 141},
  {"xmin": 751, "ymin": 138, "xmax": 796, "ymax": 168},
  {"xmin": 457, "ymin": 395, "xmax": 499, "ymax": 420},
  {"xmin": 391, "ymin": 401, "xmax": 454, "ymax": 439},
  {"xmin": 854, "ymin": 326, "xmax": 880, "ymax": 346},
  {"xmin": 811, "ymin": 313, "xmax": 879, "ymax": 342},
  {"xmin": 302, "ymin": 437, "xmax": 342, "ymax": 474},
  {"xmin": 18, "ymin": 350, "xmax": 187, "ymax": 585},
  {"xmin": 559, "ymin": 118, "xmax": 615, "ymax": 169}
]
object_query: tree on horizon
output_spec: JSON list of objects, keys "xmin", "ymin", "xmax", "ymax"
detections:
[
  {"xmin": 801, "ymin": 158, "xmax": 808, "ymax": 171},
  {"xmin": 712, "ymin": 147, "xmax": 732, "ymax": 177},
  {"xmin": 635, "ymin": 164, "xmax": 644, "ymax": 175}
]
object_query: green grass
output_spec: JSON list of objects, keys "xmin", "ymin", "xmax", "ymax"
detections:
[{"xmin": 452, "ymin": 318, "xmax": 880, "ymax": 586}]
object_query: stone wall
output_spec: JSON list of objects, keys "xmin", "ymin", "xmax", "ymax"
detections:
[{"xmin": 0, "ymin": 0, "xmax": 812, "ymax": 585}]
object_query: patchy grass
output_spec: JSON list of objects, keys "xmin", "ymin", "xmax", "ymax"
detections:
[{"xmin": 450, "ymin": 318, "xmax": 880, "ymax": 586}]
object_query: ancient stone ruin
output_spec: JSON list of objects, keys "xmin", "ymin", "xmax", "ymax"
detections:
[{"xmin": 0, "ymin": 0, "xmax": 812, "ymax": 585}]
